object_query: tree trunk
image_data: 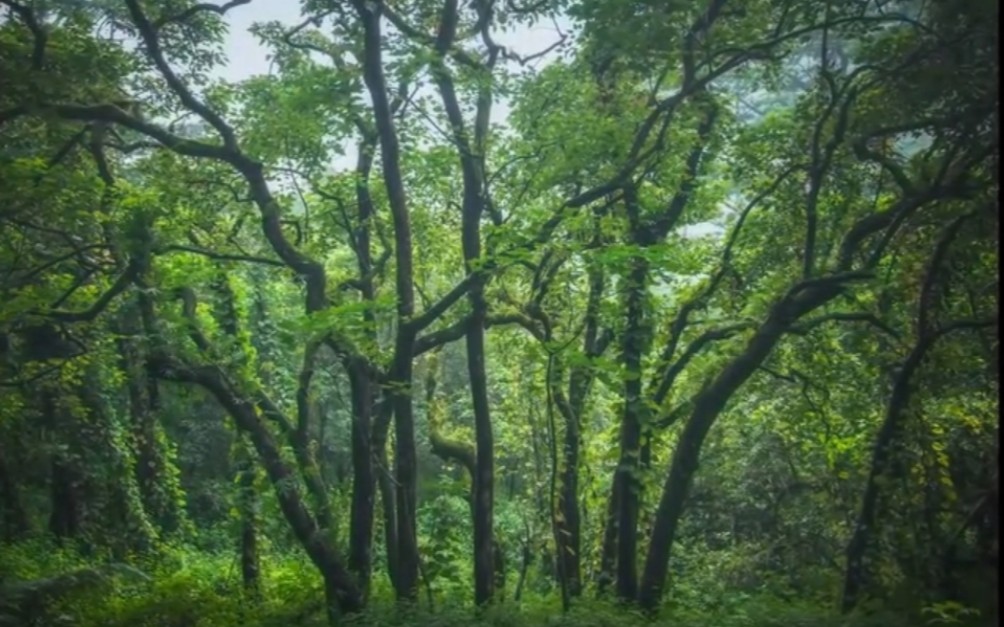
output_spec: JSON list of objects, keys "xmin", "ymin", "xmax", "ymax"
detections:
[
  {"xmin": 559, "ymin": 263, "xmax": 606, "ymax": 598},
  {"xmin": 235, "ymin": 437, "xmax": 261, "ymax": 598},
  {"xmin": 556, "ymin": 383, "xmax": 583, "ymax": 598},
  {"xmin": 292, "ymin": 343, "xmax": 333, "ymax": 532},
  {"xmin": 638, "ymin": 285, "xmax": 843, "ymax": 610},
  {"xmin": 354, "ymin": 2, "xmax": 420, "ymax": 600},
  {"xmin": 118, "ymin": 308, "xmax": 181, "ymax": 535},
  {"xmin": 389, "ymin": 342, "xmax": 419, "ymax": 601},
  {"xmin": 346, "ymin": 124, "xmax": 379, "ymax": 597},
  {"xmin": 596, "ymin": 485, "xmax": 619, "ymax": 595},
  {"xmin": 377, "ymin": 448, "xmax": 399, "ymax": 588},
  {"xmin": 464, "ymin": 222, "xmax": 495, "ymax": 607},
  {"xmin": 49, "ymin": 457, "xmax": 82, "ymax": 541},
  {"xmin": 77, "ymin": 374, "xmax": 156, "ymax": 555},
  {"xmin": 156, "ymin": 360, "xmax": 363, "ymax": 614},
  {"xmin": 347, "ymin": 360, "xmax": 375, "ymax": 594},
  {"xmin": 372, "ymin": 399, "xmax": 399, "ymax": 588},
  {"xmin": 0, "ymin": 442, "xmax": 28, "ymax": 540},
  {"xmin": 615, "ymin": 256, "xmax": 649, "ymax": 601},
  {"xmin": 841, "ymin": 330, "xmax": 959, "ymax": 611}
]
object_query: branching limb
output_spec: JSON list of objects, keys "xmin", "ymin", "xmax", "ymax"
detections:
[
  {"xmin": 1, "ymin": 0, "xmax": 46, "ymax": 69},
  {"xmin": 152, "ymin": 0, "xmax": 253, "ymax": 30},
  {"xmin": 124, "ymin": 0, "xmax": 239, "ymax": 149}
]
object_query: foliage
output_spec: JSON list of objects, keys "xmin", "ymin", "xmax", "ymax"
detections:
[{"xmin": 0, "ymin": 0, "xmax": 996, "ymax": 625}]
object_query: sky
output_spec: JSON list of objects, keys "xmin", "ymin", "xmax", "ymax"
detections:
[
  {"xmin": 216, "ymin": 2, "xmax": 571, "ymax": 84},
  {"xmin": 212, "ymin": 2, "xmax": 572, "ymax": 172}
]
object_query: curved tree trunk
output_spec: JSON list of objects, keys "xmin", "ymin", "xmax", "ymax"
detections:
[
  {"xmin": 155, "ymin": 360, "xmax": 363, "ymax": 614},
  {"xmin": 841, "ymin": 324, "xmax": 993, "ymax": 611},
  {"xmin": 639, "ymin": 283, "xmax": 846, "ymax": 610}
]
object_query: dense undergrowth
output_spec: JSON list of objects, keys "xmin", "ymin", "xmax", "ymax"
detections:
[
  {"xmin": 1, "ymin": 538, "xmax": 991, "ymax": 627},
  {"xmin": 0, "ymin": 1, "xmax": 998, "ymax": 626}
]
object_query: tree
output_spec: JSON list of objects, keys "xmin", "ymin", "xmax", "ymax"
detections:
[{"xmin": 0, "ymin": 0, "xmax": 996, "ymax": 623}]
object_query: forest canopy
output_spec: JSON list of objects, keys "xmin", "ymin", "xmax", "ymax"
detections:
[{"xmin": 0, "ymin": 0, "xmax": 998, "ymax": 626}]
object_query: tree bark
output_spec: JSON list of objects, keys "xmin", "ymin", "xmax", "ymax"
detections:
[
  {"xmin": 597, "ymin": 484, "xmax": 619, "ymax": 595},
  {"xmin": 373, "ymin": 399, "xmax": 399, "ymax": 589},
  {"xmin": 614, "ymin": 256, "xmax": 649, "ymax": 601},
  {"xmin": 345, "ymin": 133, "xmax": 379, "ymax": 596},
  {"xmin": 638, "ymin": 283, "xmax": 845, "ymax": 610},
  {"xmin": 235, "ymin": 437, "xmax": 261, "ymax": 598},
  {"xmin": 347, "ymin": 359, "xmax": 375, "ymax": 594},
  {"xmin": 353, "ymin": 1, "xmax": 420, "ymax": 600},
  {"xmin": 559, "ymin": 263, "xmax": 607, "ymax": 598},
  {"xmin": 292, "ymin": 343, "xmax": 333, "ymax": 532}
]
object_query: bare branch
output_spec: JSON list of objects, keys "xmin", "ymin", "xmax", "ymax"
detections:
[
  {"xmin": 788, "ymin": 311, "xmax": 901, "ymax": 339},
  {"xmin": 159, "ymin": 244, "xmax": 285, "ymax": 267},
  {"xmin": 47, "ymin": 260, "xmax": 141, "ymax": 323},
  {"xmin": 153, "ymin": 0, "xmax": 253, "ymax": 30}
]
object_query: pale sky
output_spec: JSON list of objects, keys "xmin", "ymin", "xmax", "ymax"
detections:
[{"xmin": 217, "ymin": 2, "xmax": 571, "ymax": 84}]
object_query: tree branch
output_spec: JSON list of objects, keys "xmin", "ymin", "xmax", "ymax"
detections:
[
  {"xmin": 153, "ymin": 0, "xmax": 253, "ymax": 30},
  {"xmin": 125, "ymin": 0, "xmax": 239, "ymax": 149}
]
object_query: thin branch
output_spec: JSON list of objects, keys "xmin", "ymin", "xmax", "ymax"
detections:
[
  {"xmin": 788, "ymin": 311, "xmax": 901, "ymax": 339},
  {"xmin": 917, "ymin": 212, "xmax": 975, "ymax": 337},
  {"xmin": 407, "ymin": 273, "xmax": 480, "ymax": 333},
  {"xmin": 153, "ymin": 0, "xmax": 253, "ymax": 30},
  {"xmin": 47, "ymin": 260, "xmax": 141, "ymax": 323},
  {"xmin": 159, "ymin": 244, "xmax": 285, "ymax": 267}
]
